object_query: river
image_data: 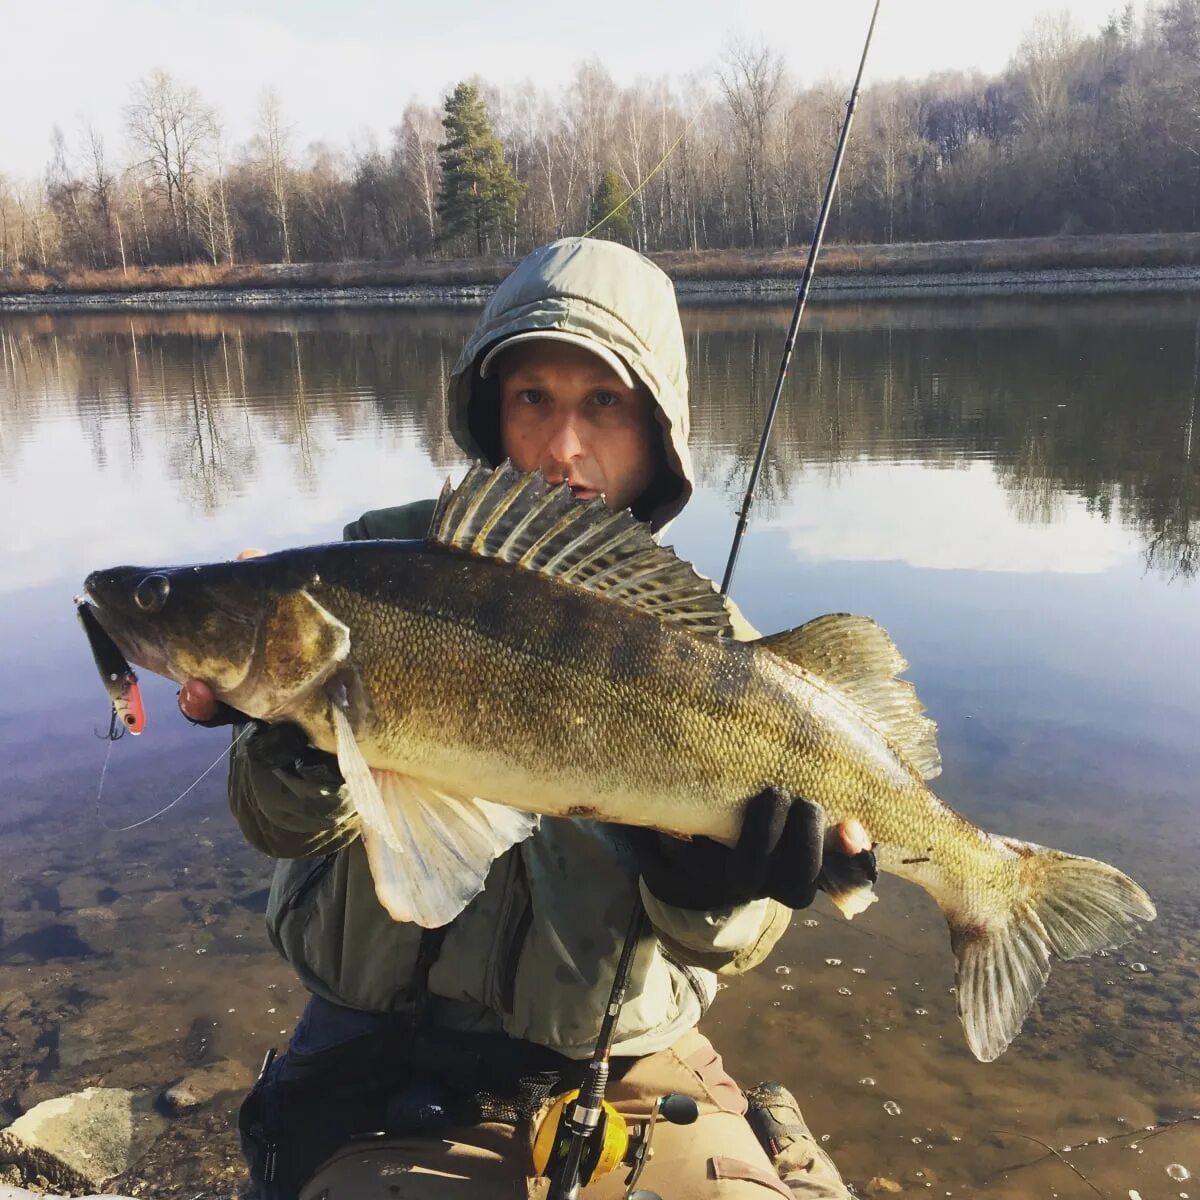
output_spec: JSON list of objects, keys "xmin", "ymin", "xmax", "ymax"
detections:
[{"xmin": 1, "ymin": 296, "xmax": 1197, "ymax": 1197}]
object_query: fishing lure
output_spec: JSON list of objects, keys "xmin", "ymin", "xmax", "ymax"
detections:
[{"xmin": 77, "ymin": 600, "xmax": 145, "ymax": 736}]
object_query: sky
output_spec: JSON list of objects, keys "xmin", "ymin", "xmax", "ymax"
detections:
[{"xmin": 2, "ymin": 0, "xmax": 1140, "ymax": 179}]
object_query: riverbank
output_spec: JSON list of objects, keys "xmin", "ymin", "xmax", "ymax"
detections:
[{"xmin": 6, "ymin": 233, "xmax": 1200, "ymax": 312}]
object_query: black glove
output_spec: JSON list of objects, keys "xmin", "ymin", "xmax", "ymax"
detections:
[
  {"xmin": 182, "ymin": 696, "xmax": 344, "ymax": 790},
  {"xmin": 630, "ymin": 788, "xmax": 877, "ymax": 911}
]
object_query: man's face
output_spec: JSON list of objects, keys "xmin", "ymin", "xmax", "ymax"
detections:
[{"xmin": 497, "ymin": 340, "xmax": 660, "ymax": 512}]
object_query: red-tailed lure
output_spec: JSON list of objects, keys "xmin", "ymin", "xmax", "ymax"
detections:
[{"xmin": 77, "ymin": 601, "xmax": 145, "ymax": 736}]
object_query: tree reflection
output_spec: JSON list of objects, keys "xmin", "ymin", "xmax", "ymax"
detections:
[{"xmin": 0, "ymin": 299, "xmax": 1197, "ymax": 579}]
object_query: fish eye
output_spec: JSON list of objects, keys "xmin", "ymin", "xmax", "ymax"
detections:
[{"xmin": 134, "ymin": 574, "xmax": 170, "ymax": 612}]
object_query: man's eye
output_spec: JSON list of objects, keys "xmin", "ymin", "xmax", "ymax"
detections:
[
  {"xmin": 517, "ymin": 389, "xmax": 544, "ymax": 405},
  {"xmin": 591, "ymin": 391, "xmax": 619, "ymax": 408}
]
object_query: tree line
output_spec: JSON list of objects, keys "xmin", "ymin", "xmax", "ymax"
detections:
[{"xmin": 5, "ymin": 1, "xmax": 1200, "ymax": 275}]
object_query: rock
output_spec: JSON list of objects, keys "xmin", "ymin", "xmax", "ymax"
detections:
[
  {"xmin": 0, "ymin": 1087, "xmax": 165, "ymax": 1193},
  {"xmin": 0, "ymin": 1189, "xmax": 138, "ymax": 1199},
  {"xmin": 160, "ymin": 1058, "xmax": 253, "ymax": 1115},
  {"xmin": 866, "ymin": 1178, "xmax": 903, "ymax": 1195},
  {"xmin": 54, "ymin": 877, "xmax": 113, "ymax": 912}
]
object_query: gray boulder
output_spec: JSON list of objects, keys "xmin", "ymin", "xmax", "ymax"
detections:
[{"xmin": 0, "ymin": 1087, "xmax": 165, "ymax": 1193}]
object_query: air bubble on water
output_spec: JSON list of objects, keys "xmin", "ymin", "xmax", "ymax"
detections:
[
  {"xmin": 780, "ymin": 984, "xmax": 795, "ymax": 992},
  {"xmin": 912, "ymin": 1136, "xmax": 923, "ymax": 1144},
  {"xmin": 853, "ymin": 967, "xmax": 866, "ymax": 975},
  {"xmin": 1167, "ymin": 1166, "xmax": 1191, "ymax": 1182},
  {"xmin": 1097, "ymin": 1137, "xmax": 1109, "ymax": 1145},
  {"xmin": 802, "ymin": 919, "xmax": 819, "ymax": 927},
  {"xmin": 951, "ymin": 1136, "xmax": 962, "ymax": 1143},
  {"xmin": 859, "ymin": 1077, "xmax": 876, "ymax": 1087},
  {"xmin": 821, "ymin": 1134, "xmax": 830, "ymax": 1143},
  {"xmin": 838, "ymin": 987, "xmax": 853, "ymax": 996},
  {"xmin": 1106, "ymin": 979, "xmax": 1116, "ymax": 985},
  {"xmin": 916, "ymin": 1170, "xmax": 924, "ymax": 1176},
  {"xmin": 1130, "ymin": 962, "xmax": 1148, "ymax": 973},
  {"xmin": 195, "ymin": 947, "xmax": 207, "ymax": 954},
  {"xmin": 883, "ymin": 1101, "xmax": 902, "ymax": 1116},
  {"xmin": 775, "ymin": 965, "xmax": 791, "ymax": 975},
  {"xmin": 772, "ymin": 1001, "xmax": 781, "ymax": 1007},
  {"xmin": 1097, "ymin": 949, "xmax": 1110, "ymax": 957},
  {"xmin": 947, "ymin": 987, "xmax": 957, "ymax": 994},
  {"xmin": 825, "ymin": 958, "xmax": 842, "ymax": 967},
  {"xmin": 915, "ymin": 1008, "xmax": 928, "ymax": 1016}
]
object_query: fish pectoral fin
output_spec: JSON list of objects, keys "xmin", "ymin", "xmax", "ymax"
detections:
[
  {"xmin": 330, "ymin": 705, "xmax": 538, "ymax": 928},
  {"xmin": 757, "ymin": 615, "xmax": 942, "ymax": 781},
  {"xmin": 948, "ymin": 838, "xmax": 1157, "ymax": 1062}
]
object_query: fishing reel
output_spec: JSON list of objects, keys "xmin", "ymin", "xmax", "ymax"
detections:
[{"xmin": 532, "ymin": 1089, "xmax": 699, "ymax": 1200}]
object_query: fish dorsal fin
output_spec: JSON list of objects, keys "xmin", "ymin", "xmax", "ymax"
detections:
[
  {"xmin": 429, "ymin": 462, "xmax": 734, "ymax": 637},
  {"xmin": 758, "ymin": 613, "xmax": 942, "ymax": 780}
]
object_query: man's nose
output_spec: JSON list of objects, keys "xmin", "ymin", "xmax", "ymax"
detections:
[{"xmin": 544, "ymin": 413, "xmax": 584, "ymax": 466}]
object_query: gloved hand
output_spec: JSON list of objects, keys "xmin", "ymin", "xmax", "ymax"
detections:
[
  {"xmin": 630, "ymin": 788, "xmax": 877, "ymax": 911},
  {"xmin": 178, "ymin": 678, "xmax": 344, "ymax": 790}
]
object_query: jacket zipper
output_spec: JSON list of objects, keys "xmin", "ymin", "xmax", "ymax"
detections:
[
  {"xmin": 273, "ymin": 853, "xmax": 336, "ymax": 934},
  {"xmin": 496, "ymin": 855, "xmax": 532, "ymax": 1015}
]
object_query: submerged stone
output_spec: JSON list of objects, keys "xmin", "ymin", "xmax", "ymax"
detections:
[{"xmin": 160, "ymin": 1058, "xmax": 253, "ymax": 1114}]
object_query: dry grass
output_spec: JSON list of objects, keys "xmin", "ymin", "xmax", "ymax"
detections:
[{"xmin": 5, "ymin": 233, "xmax": 1200, "ymax": 296}]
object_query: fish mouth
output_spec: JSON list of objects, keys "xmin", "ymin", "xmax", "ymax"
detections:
[{"xmin": 79, "ymin": 578, "xmax": 172, "ymax": 680}]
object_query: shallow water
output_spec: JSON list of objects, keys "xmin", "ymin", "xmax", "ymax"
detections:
[{"xmin": 1, "ymin": 297, "xmax": 1197, "ymax": 1197}]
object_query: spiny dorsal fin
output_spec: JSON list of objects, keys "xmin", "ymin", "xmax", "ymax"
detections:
[
  {"xmin": 429, "ymin": 462, "xmax": 734, "ymax": 637},
  {"xmin": 758, "ymin": 614, "xmax": 942, "ymax": 780}
]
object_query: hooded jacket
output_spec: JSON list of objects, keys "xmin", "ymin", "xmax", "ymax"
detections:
[{"xmin": 229, "ymin": 238, "xmax": 787, "ymax": 1056}]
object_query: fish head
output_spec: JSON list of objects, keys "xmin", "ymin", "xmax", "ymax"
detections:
[{"xmin": 82, "ymin": 553, "xmax": 342, "ymax": 717}]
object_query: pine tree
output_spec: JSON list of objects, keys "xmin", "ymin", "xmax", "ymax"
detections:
[
  {"xmin": 588, "ymin": 169, "xmax": 635, "ymax": 244},
  {"xmin": 437, "ymin": 83, "xmax": 524, "ymax": 256}
]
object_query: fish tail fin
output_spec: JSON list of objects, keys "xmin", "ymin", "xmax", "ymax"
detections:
[{"xmin": 950, "ymin": 837, "xmax": 1156, "ymax": 1062}]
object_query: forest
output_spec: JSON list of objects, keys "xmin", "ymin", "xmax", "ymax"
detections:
[{"xmin": 4, "ymin": 2, "xmax": 1200, "ymax": 278}]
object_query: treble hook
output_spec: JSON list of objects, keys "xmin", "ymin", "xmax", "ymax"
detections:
[{"xmin": 95, "ymin": 705, "xmax": 127, "ymax": 742}]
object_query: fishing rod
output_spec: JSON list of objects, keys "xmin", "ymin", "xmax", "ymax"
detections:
[
  {"xmin": 540, "ymin": 7, "xmax": 883, "ymax": 1198},
  {"xmin": 720, "ymin": 0, "xmax": 882, "ymax": 598}
]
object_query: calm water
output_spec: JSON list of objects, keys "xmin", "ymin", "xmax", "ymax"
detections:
[{"xmin": 1, "ymin": 298, "xmax": 1198, "ymax": 1197}]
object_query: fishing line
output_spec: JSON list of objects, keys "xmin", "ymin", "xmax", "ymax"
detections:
[
  {"xmin": 96, "ymin": 723, "xmax": 251, "ymax": 833},
  {"xmin": 581, "ymin": 97, "xmax": 713, "ymax": 240}
]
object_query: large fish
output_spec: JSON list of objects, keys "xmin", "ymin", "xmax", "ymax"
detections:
[{"xmin": 80, "ymin": 463, "xmax": 1155, "ymax": 1061}]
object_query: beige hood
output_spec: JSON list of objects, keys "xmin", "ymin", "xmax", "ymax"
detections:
[{"xmin": 448, "ymin": 238, "xmax": 693, "ymax": 530}]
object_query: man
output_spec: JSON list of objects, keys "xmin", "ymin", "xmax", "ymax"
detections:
[{"xmin": 181, "ymin": 238, "xmax": 869, "ymax": 1199}]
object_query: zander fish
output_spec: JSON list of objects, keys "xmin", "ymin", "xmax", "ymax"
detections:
[{"xmin": 79, "ymin": 463, "xmax": 1155, "ymax": 1061}]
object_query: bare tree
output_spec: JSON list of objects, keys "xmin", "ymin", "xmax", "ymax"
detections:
[
  {"xmin": 256, "ymin": 88, "xmax": 293, "ymax": 262},
  {"xmin": 397, "ymin": 102, "xmax": 442, "ymax": 250},
  {"xmin": 124, "ymin": 69, "xmax": 215, "ymax": 260},
  {"xmin": 717, "ymin": 39, "xmax": 784, "ymax": 246}
]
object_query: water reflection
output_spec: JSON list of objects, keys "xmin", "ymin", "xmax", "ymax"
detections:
[{"xmin": 3, "ymin": 298, "xmax": 1197, "ymax": 580}]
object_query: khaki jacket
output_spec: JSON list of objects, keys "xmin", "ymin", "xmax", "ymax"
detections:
[{"xmin": 230, "ymin": 238, "xmax": 789, "ymax": 1057}]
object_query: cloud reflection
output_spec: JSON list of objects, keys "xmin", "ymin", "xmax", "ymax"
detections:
[{"xmin": 773, "ymin": 460, "xmax": 1138, "ymax": 574}]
